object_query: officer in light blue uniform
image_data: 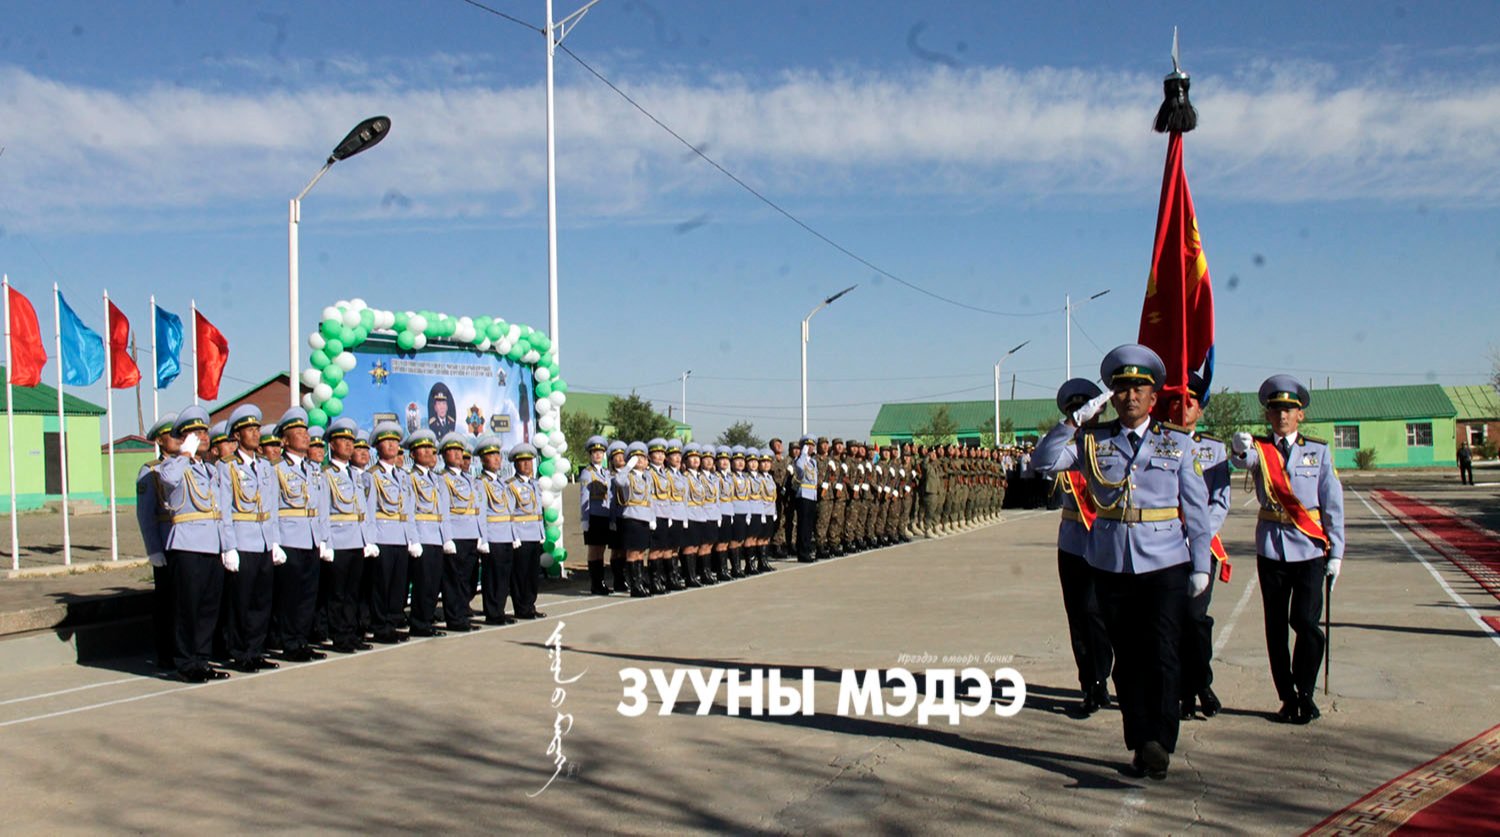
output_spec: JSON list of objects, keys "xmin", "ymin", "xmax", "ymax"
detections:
[
  {"xmin": 605, "ymin": 439, "xmax": 629, "ymax": 592},
  {"xmin": 307, "ymin": 425, "xmax": 327, "ymax": 466},
  {"xmin": 219, "ymin": 404, "xmax": 279, "ymax": 672},
  {"xmin": 270, "ymin": 407, "xmax": 330, "ymax": 662},
  {"xmin": 366, "ymin": 422, "xmax": 417, "ymax": 643},
  {"xmin": 1230, "ymin": 375, "xmax": 1346, "ymax": 724},
  {"xmin": 136, "ymin": 412, "xmax": 179, "ymax": 669},
  {"xmin": 1033, "ymin": 344, "xmax": 1212, "ymax": 781},
  {"xmin": 507, "ymin": 443, "xmax": 547, "ymax": 618},
  {"xmin": 665, "ymin": 438, "xmax": 691, "ymax": 588},
  {"xmin": 208, "ymin": 421, "xmax": 234, "ymax": 465},
  {"xmin": 438, "ymin": 432, "xmax": 482, "ymax": 632},
  {"xmin": 475, "ymin": 435, "xmax": 517, "ymax": 624},
  {"xmin": 1042, "ymin": 378, "xmax": 1113, "ymax": 716},
  {"xmin": 579, "ymin": 435, "xmax": 614, "ymax": 595},
  {"xmin": 156, "ymin": 406, "xmax": 235, "ymax": 681},
  {"xmin": 1177, "ymin": 371, "xmax": 1231, "ymax": 720},
  {"xmin": 794, "ymin": 434, "xmax": 819, "ymax": 562},
  {"xmin": 322, "ymin": 418, "xmax": 376, "ymax": 652},
  {"xmin": 712, "ymin": 445, "xmax": 735, "ymax": 580},
  {"xmin": 645, "ymin": 438, "xmax": 674, "ymax": 594},
  {"xmin": 405, "ymin": 429, "xmax": 450, "ymax": 637}
]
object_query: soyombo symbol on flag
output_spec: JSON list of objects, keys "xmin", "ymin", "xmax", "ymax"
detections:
[
  {"xmin": 107, "ymin": 300, "xmax": 142, "ymax": 388},
  {"xmin": 194, "ymin": 307, "xmax": 229, "ymax": 400},
  {"xmin": 57, "ymin": 290, "xmax": 105, "ymax": 387},
  {"xmin": 5, "ymin": 282, "xmax": 47, "ymax": 387}
]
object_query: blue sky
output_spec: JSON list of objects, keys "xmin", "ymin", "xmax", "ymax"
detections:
[{"xmin": 2, "ymin": 1, "xmax": 1497, "ymax": 441}]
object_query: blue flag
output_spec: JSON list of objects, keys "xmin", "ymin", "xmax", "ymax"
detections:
[
  {"xmin": 154, "ymin": 305, "xmax": 183, "ymax": 389},
  {"xmin": 57, "ymin": 291, "xmax": 105, "ymax": 387}
]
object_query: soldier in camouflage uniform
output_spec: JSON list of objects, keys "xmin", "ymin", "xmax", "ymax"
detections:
[
  {"xmin": 813, "ymin": 437, "xmax": 832, "ymax": 554},
  {"xmin": 921, "ymin": 446, "xmax": 945, "ymax": 537}
]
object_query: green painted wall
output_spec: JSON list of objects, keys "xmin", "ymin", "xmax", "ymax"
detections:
[
  {"xmin": 1306, "ymin": 418, "xmax": 1455, "ymax": 470},
  {"xmin": 0, "ymin": 415, "xmax": 108, "ymax": 510},
  {"xmin": 104, "ymin": 448, "xmax": 157, "ymax": 508}
]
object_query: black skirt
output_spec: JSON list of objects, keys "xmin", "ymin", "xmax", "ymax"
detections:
[
  {"xmin": 650, "ymin": 517, "xmax": 673, "ymax": 550},
  {"xmin": 731, "ymin": 513, "xmax": 749, "ymax": 541},
  {"xmin": 584, "ymin": 515, "xmax": 613, "ymax": 546},
  {"xmin": 619, "ymin": 518, "xmax": 651, "ymax": 552}
]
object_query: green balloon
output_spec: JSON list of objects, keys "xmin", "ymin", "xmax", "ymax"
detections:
[
  {"xmin": 514, "ymin": 339, "xmax": 532, "ymax": 357},
  {"xmin": 359, "ymin": 309, "xmax": 374, "ymax": 330},
  {"xmin": 395, "ymin": 311, "xmax": 409, "ymax": 330},
  {"xmin": 339, "ymin": 326, "xmax": 356, "ymax": 345},
  {"xmin": 546, "ymin": 558, "xmax": 563, "ymax": 577},
  {"xmin": 544, "ymin": 525, "xmax": 562, "ymax": 543},
  {"xmin": 308, "ymin": 408, "xmax": 328, "ymax": 428},
  {"xmin": 530, "ymin": 332, "xmax": 551, "ymax": 352},
  {"xmin": 333, "ymin": 381, "xmax": 349, "ymax": 398},
  {"xmin": 323, "ymin": 397, "xmax": 343, "ymax": 416},
  {"xmin": 538, "ymin": 459, "xmax": 557, "ymax": 477},
  {"xmin": 506, "ymin": 343, "xmax": 524, "ymax": 361},
  {"xmin": 309, "ymin": 350, "xmax": 330, "ymax": 369},
  {"xmin": 551, "ymin": 379, "xmax": 568, "ymax": 393},
  {"xmin": 543, "ymin": 506, "xmax": 560, "ymax": 523},
  {"xmin": 494, "ymin": 320, "xmax": 508, "ymax": 335},
  {"xmin": 321, "ymin": 365, "xmax": 344, "ymax": 385},
  {"xmin": 351, "ymin": 326, "xmax": 368, "ymax": 346},
  {"xmin": 324, "ymin": 338, "xmax": 344, "ymax": 357},
  {"xmin": 535, "ymin": 381, "xmax": 553, "ymax": 398},
  {"xmin": 485, "ymin": 323, "xmax": 503, "ymax": 341},
  {"xmin": 320, "ymin": 319, "xmax": 341, "ymax": 340},
  {"xmin": 553, "ymin": 546, "xmax": 567, "ymax": 562},
  {"xmin": 543, "ymin": 540, "xmax": 556, "ymax": 554},
  {"xmin": 545, "ymin": 362, "xmax": 560, "ymax": 378},
  {"xmin": 396, "ymin": 331, "xmax": 416, "ymax": 351}
]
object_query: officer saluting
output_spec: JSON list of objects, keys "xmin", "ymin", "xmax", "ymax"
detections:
[
  {"xmin": 793, "ymin": 434, "xmax": 819, "ymax": 563},
  {"xmin": 220, "ymin": 405, "xmax": 280, "ymax": 671},
  {"xmin": 1231, "ymin": 375, "xmax": 1345, "ymax": 724},
  {"xmin": 1033, "ymin": 344, "xmax": 1213, "ymax": 781}
]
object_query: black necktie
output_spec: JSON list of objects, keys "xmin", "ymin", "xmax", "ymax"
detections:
[
  {"xmin": 1127, "ymin": 431, "xmax": 1142, "ymax": 454},
  {"xmin": 1278, "ymin": 438, "xmax": 1291, "ymax": 461}
]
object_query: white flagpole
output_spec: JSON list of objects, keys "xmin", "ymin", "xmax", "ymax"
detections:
[
  {"xmin": 104, "ymin": 290, "xmax": 119, "ymax": 563},
  {"xmin": 150, "ymin": 295, "xmax": 159, "ymax": 423},
  {"xmin": 5, "ymin": 275, "xmax": 20, "ymax": 571},
  {"xmin": 52, "ymin": 283, "xmax": 72, "ymax": 567},
  {"xmin": 191, "ymin": 299, "xmax": 199, "ymax": 406}
]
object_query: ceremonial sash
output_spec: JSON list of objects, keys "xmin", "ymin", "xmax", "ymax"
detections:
[
  {"xmin": 1059, "ymin": 471, "xmax": 1097, "ymax": 531},
  {"xmin": 1254, "ymin": 438, "xmax": 1328, "ymax": 548}
]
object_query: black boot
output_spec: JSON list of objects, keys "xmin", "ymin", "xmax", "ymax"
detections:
[
  {"xmin": 729, "ymin": 549, "xmax": 745, "ymax": 578},
  {"xmin": 716, "ymin": 551, "xmax": 732, "ymax": 582},
  {"xmin": 744, "ymin": 548, "xmax": 760, "ymax": 575},
  {"xmin": 611, "ymin": 558, "xmax": 629, "ymax": 593},
  {"xmin": 758, "ymin": 548, "xmax": 773, "ymax": 573},
  {"xmin": 651, "ymin": 560, "xmax": 669, "ymax": 594},
  {"xmin": 588, "ymin": 562, "xmax": 610, "ymax": 595},
  {"xmin": 681, "ymin": 554, "xmax": 701, "ymax": 588},
  {"xmin": 667, "ymin": 555, "xmax": 687, "ymax": 591},
  {"xmin": 629, "ymin": 562, "xmax": 650, "ymax": 598}
]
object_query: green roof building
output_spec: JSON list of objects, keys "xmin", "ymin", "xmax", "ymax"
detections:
[
  {"xmin": 1445, "ymin": 385, "xmax": 1500, "ymax": 450},
  {"xmin": 565, "ymin": 391, "xmax": 691, "ymax": 442},
  {"xmin": 1, "ymin": 367, "xmax": 109, "ymax": 511}
]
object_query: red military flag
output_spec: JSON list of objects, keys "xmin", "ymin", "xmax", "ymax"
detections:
[
  {"xmin": 194, "ymin": 307, "xmax": 230, "ymax": 400},
  {"xmin": 106, "ymin": 300, "xmax": 142, "ymax": 389},
  {"xmin": 5, "ymin": 283, "xmax": 48, "ymax": 387}
]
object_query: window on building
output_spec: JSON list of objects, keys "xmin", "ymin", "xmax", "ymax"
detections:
[
  {"xmin": 1334, "ymin": 425, "xmax": 1360, "ymax": 449},
  {"xmin": 1467, "ymin": 424, "xmax": 1487, "ymax": 446},
  {"xmin": 1406, "ymin": 422, "xmax": 1433, "ymax": 447}
]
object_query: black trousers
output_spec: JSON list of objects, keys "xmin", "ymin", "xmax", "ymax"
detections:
[
  {"xmin": 1257, "ymin": 555, "xmax": 1326, "ymax": 702},
  {"xmin": 272, "ymin": 547, "xmax": 320, "ymax": 652},
  {"xmin": 796, "ymin": 497, "xmax": 817, "ymax": 560},
  {"xmin": 152, "ymin": 560, "xmax": 176, "ymax": 667},
  {"xmin": 168, "ymin": 549, "xmax": 224, "ymax": 675},
  {"xmin": 511, "ymin": 541, "xmax": 542, "ymax": 617},
  {"xmin": 442, "ymin": 538, "xmax": 479, "ymax": 628},
  {"xmin": 481, "ymin": 542, "xmax": 515, "ymax": 622},
  {"xmin": 1058, "ymin": 550, "xmax": 1113, "ymax": 691},
  {"xmin": 408, "ymin": 544, "xmax": 443, "ymax": 631},
  {"xmin": 327, "ymin": 548, "xmax": 366, "ymax": 647},
  {"xmin": 1094, "ymin": 563, "xmax": 1188, "ymax": 753},
  {"xmin": 782, "ymin": 494, "xmax": 797, "ymax": 547},
  {"xmin": 226, "ymin": 551, "xmax": 273, "ymax": 663},
  {"xmin": 1180, "ymin": 557, "xmax": 1219, "ymax": 699},
  {"xmin": 368, "ymin": 544, "xmax": 410, "ymax": 636},
  {"xmin": 1459, "ymin": 461, "xmax": 1473, "ymax": 484}
]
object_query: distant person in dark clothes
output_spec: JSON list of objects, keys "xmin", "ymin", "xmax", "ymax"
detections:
[{"xmin": 1457, "ymin": 443, "xmax": 1474, "ymax": 485}]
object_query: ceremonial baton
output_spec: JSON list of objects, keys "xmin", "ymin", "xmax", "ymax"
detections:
[{"xmin": 1323, "ymin": 574, "xmax": 1332, "ymax": 696}]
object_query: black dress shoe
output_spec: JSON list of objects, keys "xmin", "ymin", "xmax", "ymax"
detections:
[
  {"xmin": 232, "ymin": 659, "xmax": 261, "ymax": 673},
  {"xmin": 254, "ymin": 658, "xmax": 281, "ymax": 670},
  {"xmin": 330, "ymin": 643, "xmax": 360, "ymax": 654},
  {"xmin": 408, "ymin": 627, "xmax": 446, "ymax": 637},
  {"xmin": 1138, "ymin": 741, "xmax": 1170, "ymax": 780},
  {"xmin": 1273, "ymin": 700, "xmax": 1299, "ymax": 723},
  {"xmin": 517, "ymin": 611, "xmax": 546, "ymax": 619},
  {"xmin": 1198, "ymin": 687, "xmax": 1222, "ymax": 718},
  {"xmin": 1180, "ymin": 695, "xmax": 1197, "ymax": 720},
  {"xmin": 1091, "ymin": 681, "xmax": 1111, "ymax": 709},
  {"xmin": 305, "ymin": 649, "xmax": 327, "ymax": 660},
  {"xmin": 352, "ymin": 641, "xmax": 372, "ymax": 650},
  {"xmin": 1296, "ymin": 695, "xmax": 1320, "ymax": 724},
  {"xmin": 178, "ymin": 669, "xmax": 209, "ymax": 683},
  {"xmin": 1079, "ymin": 689, "xmax": 1101, "ymax": 716},
  {"xmin": 446, "ymin": 624, "xmax": 474, "ymax": 632},
  {"xmin": 371, "ymin": 631, "xmax": 403, "ymax": 645},
  {"xmin": 281, "ymin": 648, "xmax": 313, "ymax": 662},
  {"xmin": 206, "ymin": 669, "xmax": 231, "ymax": 681}
]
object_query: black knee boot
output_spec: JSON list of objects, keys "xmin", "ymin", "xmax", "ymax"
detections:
[
  {"xmin": 588, "ymin": 562, "xmax": 610, "ymax": 595},
  {"xmin": 652, "ymin": 560, "xmax": 669, "ymax": 594},
  {"xmin": 682, "ymin": 553, "xmax": 702, "ymax": 588},
  {"xmin": 758, "ymin": 547, "xmax": 773, "ymax": 573},
  {"xmin": 611, "ymin": 557, "xmax": 628, "ymax": 593},
  {"xmin": 629, "ymin": 562, "xmax": 650, "ymax": 598},
  {"xmin": 667, "ymin": 554, "xmax": 686, "ymax": 591}
]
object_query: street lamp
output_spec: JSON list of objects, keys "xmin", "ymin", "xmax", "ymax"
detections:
[
  {"xmin": 680, "ymin": 369, "xmax": 692, "ymax": 425},
  {"xmin": 993, "ymin": 340, "xmax": 1030, "ymax": 448},
  {"xmin": 800, "ymin": 284, "xmax": 856, "ymax": 435},
  {"xmin": 288, "ymin": 115, "xmax": 391, "ymax": 407},
  {"xmin": 1065, "ymin": 288, "xmax": 1110, "ymax": 379}
]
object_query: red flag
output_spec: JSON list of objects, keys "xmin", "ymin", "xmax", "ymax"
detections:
[
  {"xmin": 106, "ymin": 301, "xmax": 142, "ymax": 389},
  {"xmin": 194, "ymin": 308, "xmax": 229, "ymax": 400},
  {"xmin": 6, "ymin": 284, "xmax": 48, "ymax": 387},
  {"xmin": 1138, "ymin": 132, "xmax": 1215, "ymax": 424}
]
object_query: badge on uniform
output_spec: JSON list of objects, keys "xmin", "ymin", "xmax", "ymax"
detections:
[
  {"xmin": 1193, "ymin": 459, "xmax": 1203, "ymax": 476},
  {"xmin": 1301, "ymin": 453, "xmax": 1319, "ymax": 467}
]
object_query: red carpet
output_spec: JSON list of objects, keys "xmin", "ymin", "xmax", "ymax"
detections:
[
  {"xmin": 1373, "ymin": 489, "xmax": 1500, "ymax": 602},
  {"xmin": 1304, "ymin": 723, "xmax": 1500, "ymax": 836}
]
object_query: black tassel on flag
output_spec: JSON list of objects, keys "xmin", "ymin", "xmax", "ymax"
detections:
[{"xmin": 1153, "ymin": 27, "xmax": 1197, "ymax": 134}]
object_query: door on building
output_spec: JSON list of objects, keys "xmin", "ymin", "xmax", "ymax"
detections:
[{"xmin": 43, "ymin": 432, "xmax": 62, "ymax": 494}]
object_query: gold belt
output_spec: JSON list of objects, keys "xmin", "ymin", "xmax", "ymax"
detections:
[
  {"xmin": 375, "ymin": 512, "xmax": 406, "ymax": 522},
  {"xmin": 329, "ymin": 513, "xmax": 362, "ymax": 522},
  {"xmin": 449, "ymin": 508, "xmax": 478, "ymax": 516},
  {"xmin": 231, "ymin": 512, "xmax": 268, "ymax": 523},
  {"xmin": 513, "ymin": 514, "xmax": 541, "ymax": 522},
  {"xmin": 1258, "ymin": 508, "xmax": 1321, "ymax": 526},
  {"xmin": 172, "ymin": 511, "xmax": 219, "ymax": 524},
  {"xmin": 1095, "ymin": 507, "xmax": 1178, "ymax": 523},
  {"xmin": 278, "ymin": 508, "xmax": 315, "ymax": 518},
  {"xmin": 486, "ymin": 515, "xmax": 513, "ymax": 523},
  {"xmin": 414, "ymin": 513, "xmax": 441, "ymax": 522}
]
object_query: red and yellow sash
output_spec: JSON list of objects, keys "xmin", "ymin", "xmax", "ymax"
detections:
[
  {"xmin": 1255, "ymin": 438, "xmax": 1329, "ymax": 548},
  {"xmin": 1060, "ymin": 471, "xmax": 1098, "ymax": 531}
]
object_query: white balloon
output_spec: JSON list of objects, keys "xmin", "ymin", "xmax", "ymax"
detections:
[
  {"xmin": 412, "ymin": 334, "xmax": 427, "ymax": 350},
  {"xmin": 302, "ymin": 393, "xmax": 317, "ymax": 410},
  {"xmin": 458, "ymin": 316, "xmax": 472, "ymax": 327},
  {"xmin": 555, "ymin": 439, "xmax": 568, "ymax": 455},
  {"xmin": 506, "ymin": 325, "xmax": 521, "ymax": 342},
  {"xmin": 541, "ymin": 444, "xmax": 558, "ymax": 460},
  {"xmin": 407, "ymin": 315, "xmax": 427, "ymax": 334},
  {"xmin": 496, "ymin": 340, "xmax": 512, "ymax": 355},
  {"xmin": 549, "ymin": 430, "xmax": 567, "ymax": 447},
  {"xmin": 540, "ymin": 552, "xmax": 554, "ymax": 569},
  {"xmin": 523, "ymin": 350, "xmax": 541, "ymax": 364},
  {"xmin": 341, "ymin": 308, "xmax": 361, "ymax": 327},
  {"xmin": 541, "ymin": 492, "xmax": 562, "ymax": 509},
  {"xmin": 350, "ymin": 298, "xmax": 367, "ymax": 311},
  {"xmin": 313, "ymin": 382, "xmax": 333, "ymax": 401},
  {"xmin": 477, "ymin": 338, "xmax": 491, "ymax": 352},
  {"xmin": 321, "ymin": 306, "xmax": 341, "ymax": 322},
  {"xmin": 535, "ymin": 398, "xmax": 554, "ymax": 415},
  {"xmin": 301, "ymin": 368, "xmax": 322, "ymax": 388},
  {"xmin": 334, "ymin": 299, "xmax": 350, "ymax": 310},
  {"xmin": 335, "ymin": 352, "xmax": 357, "ymax": 371},
  {"xmin": 548, "ymin": 391, "xmax": 566, "ymax": 407},
  {"xmin": 556, "ymin": 457, "xmax": 572, "ymax": 474},
  {"xmin": 537, "ymin": 414, "xmax": 557, "ymax": 432},
  {"xmin": 308, "ymin": 332, "xmax": 326, "ymax": 350},
  {"xmin": 534, "ymin": 367, "xmax": 552, "ymax": 383}
]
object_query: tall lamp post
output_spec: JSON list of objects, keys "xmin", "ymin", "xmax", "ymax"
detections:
[
  {"xmin": 288, "ymin": 116, "xmax": 390, "ymax": 407},
  {"xmin": 680, "ymin": 369, "xmax": 692, "ymax": 425},
  {"xmin": 800, "ymin": 285, "xmax": 856, "ymax": 435},
  {"xmin": 1064, "ymin": 288, "xmax": 1110, "ymax": 379},
  {"xmin": 993, "ymin": 340, "xmax": 1030, "ymax": 448}
]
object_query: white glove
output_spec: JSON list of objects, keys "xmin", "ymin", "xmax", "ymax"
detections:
[
  {"xmin": 649, "ymin": 519, "xmax": 657, "ymax": 531},
  {"xmin": 581, "ymin": 517, "xmax": 589, "ymax": 533},
  {"xmin": 1070, "ymin": 391, "xmax": 1112, "ymax": 427},
  {"xmin": 627, "ymin": 454, "xmax": 642, "ymax": 468},
  {"xmin": 1232, "ymin": 431, "xmax": 1253, "ymax": 455},
  {"xmin": 407, "ymin": 542, "xmax": 423, "ymax": 558},
  {"xmin": 270, "ymin": 544, "xmax": 287, "ymax": 565},
  {"xmin": 363, "ymin": 543, "xmax": 380, "ymax": 558},
  {"xmin": 148, "ymin": 552, "xmax": 167, "ymax": 568},
  {"xmin": 180, "ymin": 432, "xmax": 202, "ymax": 457},
  {"xmin": 1190, "ymin": 571, "xmax": 1210, "ymax": 597},
  {"xmin": 512, "ymin": 539, "xmax": 521, "ymax": 549},
  {"xmin": 221, "ymin": 549, "xmax": 240, "ymax": 572},
  {"xmin": 1326, "ymin": 558, "xmax": 1342, "ymax": 588},
  {"xmin": 442, "ymin": 540, "xmax": 457, "ymax": 555},
  {"xmin": 319, "ymin": 543, "xmax": 334, "ymax": 562},
  {"xmin": 835, "ymin": 482, "xmax": 844, "ymax": 491},
  {"xmin": 477, "ymin": 540, "xmax": 490, "ymax": 554}
]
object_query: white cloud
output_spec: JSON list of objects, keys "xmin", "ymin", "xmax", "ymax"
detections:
[{"xmin": 1, "ymin": 56, "xmax": 1498, "ymax": 233}]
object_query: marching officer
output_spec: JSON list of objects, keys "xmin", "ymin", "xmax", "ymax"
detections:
[
  {"xmin": 1033, "ymin": 344, "xmax": 1213, "ymax": 781},
  {"xmin": 1231, "ymin": 375, "xmax": 1345, "ymax": 724},
  {"xmin": 507, "ymin": 443, "xmax": 547, "ymax": 618},
  {"xmin": 438, "ymin": 432, "xmax": 482, "ymax": 632},
  {"xmin": 323, "ymin": 418, "xmax": 377, "ymax": 652},
  {"xmin": 366, "ymin": 422, "xmax": 417, "ymax": 644},
  {"xmin": 579, "ymin": 435, "xmax": 613, "ymax": 595},
  {"xmin": 156, "ymin": 406, "xmax": 234, "ymax": 682},
  {"xmin": 220, "ymin": 405, "xmax": 279, "ymax": 671},
  {"xmin": 136, "ymin": 412, "xmax": 179, "ymax": 670},
  {"xmin": 476, "ymin": 435, "xmax": 518, "ymax": 623},
  {"xmin": 405, "ymin": 429, "xmax": 449, "ymax": 637},
  {"xmin": 1176, "ymin": 372, "xmax": 1231, "ymax": 719}
]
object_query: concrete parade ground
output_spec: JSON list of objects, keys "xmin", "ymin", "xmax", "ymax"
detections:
[{"xmin": 0, "ymin": 472, "xmax": 1496, "ymax": 834}]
